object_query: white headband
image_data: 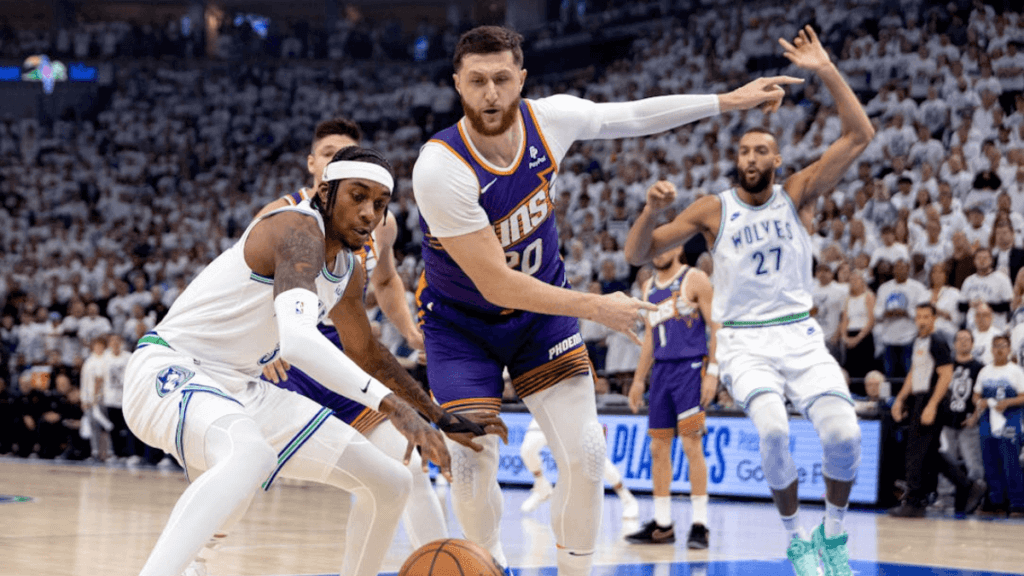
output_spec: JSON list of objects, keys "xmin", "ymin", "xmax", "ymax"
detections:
[{"xmin": 322, "ymin": 160, "xmax": 394, "ymax": 192}]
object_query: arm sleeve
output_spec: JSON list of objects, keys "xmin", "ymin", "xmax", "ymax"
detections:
[
  {"xmin": 530, "ymin": 94, "xmax": 720, "ymax": 164},
  {"xmin": 412, "ymin": 143, "xmax": 491, "ymax": 238},
  {"xmin": 274, "ymin": 288, "xmax": 392, "ymax": 410}
]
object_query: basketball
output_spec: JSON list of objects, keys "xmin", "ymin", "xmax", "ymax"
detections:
[{"xmin": 398, "ymin": 538, "xmax": 505, "ymax": 576}]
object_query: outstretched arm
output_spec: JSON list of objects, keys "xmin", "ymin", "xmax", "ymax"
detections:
[
  {"xmin": 781, "ymin": 26, "xmax": 874, "ymax": 209},
  {"xmin": 624, "ymin": 181, "xmax": 720, "ymax": 266},
  {"xmin": 578, "ymin": 76, "xmax": 804, "ymax": 141}
]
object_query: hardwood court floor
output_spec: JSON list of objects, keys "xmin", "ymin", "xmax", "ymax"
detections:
[{"xmin": 2, "ymin": 457, "xmax": 1023, "ymax": 576}]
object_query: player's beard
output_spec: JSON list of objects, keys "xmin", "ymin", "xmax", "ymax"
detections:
[
  {"xmin": 738, "ymin": 164, "xmax": 773, "ymax": 195},
  {"xmin": 462, "ymin": 96, "xmax": 520, "ymax": 137}
]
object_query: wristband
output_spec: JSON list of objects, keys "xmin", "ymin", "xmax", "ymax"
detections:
[{"xmin": 706, "ymin": 363, "xmax": 719, "ymax": 377}]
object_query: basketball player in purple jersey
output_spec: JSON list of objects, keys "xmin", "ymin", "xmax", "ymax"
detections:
[
  {"xmin": 625, "ymin": 27, "xmax": 874, "ymax": 576},
  {"xmin": 626, "ymin": 246, "xmax": 716, "ymax": 549},
  {"xmin": 412, "ymin": 25, "xmax": 802, "ymax": 576}
]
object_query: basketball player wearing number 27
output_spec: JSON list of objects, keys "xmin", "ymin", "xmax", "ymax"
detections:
[
  {"xmin": 412, "ymin": 25, "xmax": 803, "ymax": 576},
  {"xmin": 625, "ymin": 26, "xmax": 874, "ymax": 576}
]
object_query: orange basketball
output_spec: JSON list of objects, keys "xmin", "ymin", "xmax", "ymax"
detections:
[{"xmin": 398, "ymin": 538, "xmax": 506, "ymax": 576}]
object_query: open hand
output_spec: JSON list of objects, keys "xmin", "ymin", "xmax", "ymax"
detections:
[
  {"xmin": 780, "ymin": 25, "xmax": 832, "ymax": 73},
  {"xmin": 380, "ymin": 395, "xmax": 452, "ymax": 481}
]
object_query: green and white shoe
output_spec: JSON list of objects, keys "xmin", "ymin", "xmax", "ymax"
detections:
[
  {"xmin": 786, "ymin": 535, "xmax": 821, "ymax": 576},
  {"xmin": 812, "ymin": 523, "xmax": 852, "ymax": 576}
]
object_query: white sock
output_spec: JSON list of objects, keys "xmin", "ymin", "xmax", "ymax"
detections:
[
  {"xmin": 691, "ymin": 494, "xmax": 708, "ymax": 526},
  {"xmin": 824, "ymin": 500, "xmax": 847, "ymax": 538},
  {"xmin": 556, "ymin": 547, "xmax": 594, "ymax": 576},
  {"xmin": 653, "ymin": 495, "xmax": 672, "ymax": 527},
  {"xmin": 781, "ymin": 511, "xmax": 807, "ymax": 541}
]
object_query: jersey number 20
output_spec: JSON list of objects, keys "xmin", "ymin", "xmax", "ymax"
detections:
[
  {"xmin": 752, "ymin": 247, "xmax": 782, "ymax": 275},
  {"xmin": 505, "ymin": 238, "xmax": 543, "ymax": 276}
]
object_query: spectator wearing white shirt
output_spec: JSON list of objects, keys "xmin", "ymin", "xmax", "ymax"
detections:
[
  {"xmin": 970, "ymin": 303, "xmax": 998, "ymax": 365},
  {"xmin": 961, "ymin": 247, "xmax": 1015, "ymax": 332},
  {"xmin": 914, "ymin": 217, "xmax": 952, "ymax": 276},
  {"xmin": 962, "ymin": 206, "xmax": 993, "ymax": 250},
  {"xmin": 563, "ymin": 239, "xmax": 593, "ymax": 292},
  {"xmin": 916, "ymin": 85, "xmax": 950, "ymax": 137},
  {"xmin": 875, "ymin": 258, "xmax": 928, "ymax": 378},
  {"xmin": 927, "ymin": 263, "xmax": 963, "ymax": 342},
  {"xmin": 871, "ymin": 225, "xmax": 911, "ymax": 269},
  {"xmin": 79, "ymin": 337, "xmax": 110, "ymax": 461},
  {"xmin": 936, "ymin": 184, "xmax": 968, "ymax": 235},
  {"xmin": 812, "ymin": 264, "xmax": 849, "ymax": 360},
  {"xmin": 908, "ymin": 125, "xmax": 946, "ymax": 170},
  {"xmin": 77, "ymin": 302, "xmax": 112, "ymax": 345}
]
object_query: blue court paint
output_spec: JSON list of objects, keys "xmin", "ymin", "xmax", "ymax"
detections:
[
  {"xmin": 0, "ymin": 495, "xmax": 33, "ymax": 504},
  {"xmin": 372, "ymin": 560, "xmax": 1023, "ymax": 576}
]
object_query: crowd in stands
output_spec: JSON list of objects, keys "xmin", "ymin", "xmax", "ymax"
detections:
[{"xmin": 0, "ymin": 0, "xmax": 1023, "ymax": 511}]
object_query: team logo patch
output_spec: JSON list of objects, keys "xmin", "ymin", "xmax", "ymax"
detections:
[
  {"xmin": 0, "ymin": 495, "xmax": 33, "ymax": 504},
  {"xmin": 155, "ymin": 366, "xmax": 195, "ymax": 397},
  {"xmin": 259, "ymin": 345, "xmax": 280, "ymax": 366}
]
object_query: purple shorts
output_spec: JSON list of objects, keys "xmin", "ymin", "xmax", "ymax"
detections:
[{"xmin": 648, "ymin": 357, "xmax": 704, "ymax": 438}]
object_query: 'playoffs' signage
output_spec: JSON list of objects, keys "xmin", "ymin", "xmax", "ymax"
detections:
[{"xmin": 480, "ymin": 412, "xmax": 879, "ymax": 505}]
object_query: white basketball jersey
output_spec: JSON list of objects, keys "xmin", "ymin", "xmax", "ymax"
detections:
[
  {"xmin": 155, "ymin": 200, "xmax": 355, "ymax": 376},
  {"xmin": 711, "ymin": 186, "xmax": 813, "ymax": 327}
]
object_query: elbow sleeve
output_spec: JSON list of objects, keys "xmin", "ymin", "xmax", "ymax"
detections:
[{"xmin": 273, "ymin": 289, "xmax": 391, "ymax": 410}]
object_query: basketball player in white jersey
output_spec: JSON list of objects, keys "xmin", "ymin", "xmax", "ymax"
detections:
[
  {"xmin": 179, "ymin": 121, "xmax": 468, "ymax": 576},
  {"xmin": 123, "ymin": 147, "xmax": 488, "ymax": 576},
  {"xmin": 625, "ymin": 27, "xmax": 874, "ymax": 576}
]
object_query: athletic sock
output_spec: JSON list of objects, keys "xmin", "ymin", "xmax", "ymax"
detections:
[
  {"xmin": 781, "ymin": 511, "xmax": 808, "ymax": 541},
  {"xmin": 556, "ymin": 547, "xmax": 594, "ymax": 576},
  {"xmin": 824, "ymin": 500, "xmax": 848, "ymax": 537},
  {"xmin": 691, "ymin": 494, "xmax": 709, "ymax": 526},
  {"xmin": 653, "ymin": 495, "xmax": 672, "ymax": 527}
]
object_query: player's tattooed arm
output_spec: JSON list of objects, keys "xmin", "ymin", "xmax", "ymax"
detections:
[
  {"xmin": 244, "ymin": 210, "xmax": 326, "ymax": 296},
  {"xmin": 331, "ymin": 265, "xmax": 508, "ymax": 449}
]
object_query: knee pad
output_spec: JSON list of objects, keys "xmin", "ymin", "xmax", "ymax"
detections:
[
  {"xmin": 449, "ymin": 434, "xmax": 499, "ymax": 501},
  {"xmin": 747, "ymin": 395, "xmax": 797, "ymax": 490},
  {"xmin": 810, "ymin": 397, "xmax": 861, "ymax": 482},
  {"xmin": 579, "ymin": 421, "xmax": 606, "ymax": 483}
]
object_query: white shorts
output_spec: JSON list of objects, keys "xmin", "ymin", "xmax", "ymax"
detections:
[
  {"xmin": 715, "ymin": 317, "xmax": 851, "ymax": 416},
  {"xmin": 123, "ymin": 344, "xmax": 355, "ymax": 488}
]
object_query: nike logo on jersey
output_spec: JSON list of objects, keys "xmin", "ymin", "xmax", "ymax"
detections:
[
  {"xmin": 481, "ymin": 178, "xmax": 498, "ymax": 194},
  {"xmin": 567, "ymin": 551, "xmax": 594, "ymax": 557},
  {"xmin": 360, "ymin": 378, "xmax": 371, "ymax": 393},
  {"xmin": 691, "ymin": 361, "xmax": 703, "ymax": 369},
  {"xmin": 730, "ymin": 212, "xmax": 741, "ymax": 221}
]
